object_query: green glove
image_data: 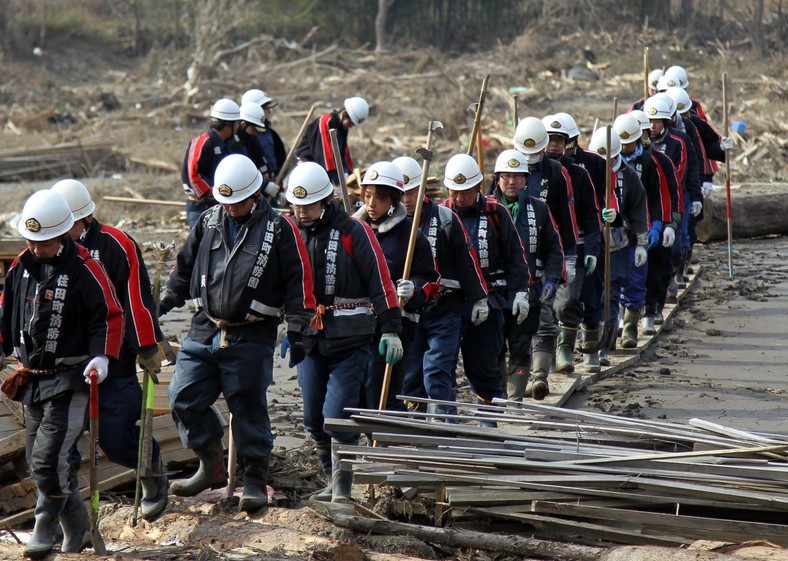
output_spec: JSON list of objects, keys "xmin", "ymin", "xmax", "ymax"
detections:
[
  {"xmin": 584, "ymin": 255, "xmax": 597, "ymax": 276},
  {"xmin": 601, "ymin": 207, "xmax": 617, "ymax": 223},
  {"xmin": 378, "ymin": 333, "xmax": 404, "ymax": 365}
]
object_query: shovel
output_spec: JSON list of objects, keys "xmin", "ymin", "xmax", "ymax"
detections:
[{"xmin": 89, "ymin": 370, "xmax": 107, "ymax": 554}]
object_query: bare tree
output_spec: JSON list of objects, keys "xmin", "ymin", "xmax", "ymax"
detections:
[
  {"xmin": 752, "ymin": 0, "xmax": 767, "ymax": 55},
  {"xmin": 374, "ymin": 0, "xmax": 396, "ymax": 53}
]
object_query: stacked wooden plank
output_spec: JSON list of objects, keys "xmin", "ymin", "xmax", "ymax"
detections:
[
  {"xmin": 0, "ymin": 141, "xmax": 125, "ymax": 181},
  {"xmin": 327, "ymin": 402, "xmax": 788, "ymax": 546}
]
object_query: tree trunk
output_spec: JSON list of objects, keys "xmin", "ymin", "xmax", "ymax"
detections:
[
  {"xmin": 680, "ymin": 0, "xmax": 694, "ymax": 24},
  {"xmin": 374, "ymin": 0, "xmax": 395, "ymax": 53},
  {"xmin": 752, "ymin": 0, "xmax": 767, "ymax": 55}
]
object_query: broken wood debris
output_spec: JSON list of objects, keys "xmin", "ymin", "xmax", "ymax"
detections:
[
  {"xmin": 0, "ymin": 141, "xmax": 125, "ymax": 181},
  {"xmin": 327, "ymin": 401, "xmax": 788, "ymax": 546}
]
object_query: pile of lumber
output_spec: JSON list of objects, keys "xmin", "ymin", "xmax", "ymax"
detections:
[
  {"xmin": 0, "ymin": 141, "xmax": 125, "ymax": 181},
  {"xmin": 328, "ymin": 401, "xmax": 788, "ymax": 547}
]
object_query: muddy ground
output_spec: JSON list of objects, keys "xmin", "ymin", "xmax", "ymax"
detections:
[{"xmin": 1, "ymin": 21, "xmax": 787, "ymax": 561}]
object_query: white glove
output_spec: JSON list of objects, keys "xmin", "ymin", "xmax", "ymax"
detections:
[
  {"xmin": 662, "ymin": 226, "xmax": 676, "ymax": 248},
  {"xmin": 702, "ymin": 181, "xmax": 713, "ymax": 198},
  {"xmin": 634, "ymin": 247, "xmax": 648, "ymax": 268},
  {"xmin": 720, "ymin": 136, "xmax": 734, "ymax": 150},
  {"xmin": 691, "ymin": 201, "xmax": 703, "ymax": 217},
  {"xmin": 470, "ymin": 298, "xmax": 489, "ymax": 325},
  {"xmin": 263, "ymin": 181, "xmax": 280, "ymax": 198},
  {"xmin": 512, "ymin": 291, "xmax": 530, "ymax": 325},
  {"xmin": 396, "ymin": 279, "xmax": 415, "ymax": 302},
  {"xmin": 565, "ymin": 258, "xmax": 576, "ymax": 284},
  {"xmin": 83, "ymin": 355, "xmax": 109, "ymax": 384}
]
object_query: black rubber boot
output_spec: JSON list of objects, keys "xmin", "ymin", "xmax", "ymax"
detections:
[
  {"xmin": 526, "ymin": 351, "xmax": 552, "ymax": 401},
  {"xmin": 141, "ymin": 456, "xmax": 169, "ymax": 520},
  {"xmin": 311, "ymin": 441, "xmax": 333, "ymax": 502},
  {"xmin": 25, "ymin": 493, "xmax": 67, "ymax": 559},
  {"xmin": 170, "ymin": 440, "xmax": 227, "ymax": 497},
  {"xmin": 239, "ymin": 456, "xmax": 270, "ymax": 513},
  {"xmin": 330, "ymin": 441, "xmax": 354, "ymax": 503},
  {"xmin": 581, "ymin": 324, "xmax": 601, "ymax": 373},
  {"xmin": 59, "ymin": 488, "xmax": 90, "ymax": 553},
  {"xmin": 507, "ymin": 367, "xmax": 529, "ymax": 400}
]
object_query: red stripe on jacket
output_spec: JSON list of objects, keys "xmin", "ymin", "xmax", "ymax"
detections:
[
  {"xmin": 281, "ymin": 215, "xmax": 317, "ymax": 310},
  {"xmin": 77, "ymin": 245, "xmax": 125, "ymax": 359},
  {"xmin": 188, "ymin": 133, "xmax": 212, "ymax": 198},
  {"xmin": 353, "ymin": 218, "xmax": 399, "ymax": 310},
  {"xmin": 651, "ymin": 154, "xmax": 673, "ymax": 223}
]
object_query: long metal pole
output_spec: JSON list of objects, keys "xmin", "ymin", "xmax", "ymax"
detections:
[
  {"xmin": 602, "ymin": 126, "xmax": 613, "ymax": 347},
  {"xmin": 723, "ymin": 72, "xmax": 734, "ymax": 279}
]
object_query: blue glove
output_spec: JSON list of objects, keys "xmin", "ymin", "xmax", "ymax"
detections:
[
  {"xmin": 646, "ymin": 221, "xmax": 663, "ymax": 250},
  {"xmin": 280, "ymin": 331, "xmax": 305, "ymax": 368},
  {"xmin": 540, "ymin": 281, "xmax": 557, "ymax": 303}
]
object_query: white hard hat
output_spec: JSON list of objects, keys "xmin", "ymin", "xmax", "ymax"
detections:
[
  {"xmin": 613, "ymin": 114, "xmax": 642, "ymax": 145},
  {"xmin": 241, "ymin": 89, "xmax": 267, "ymax": 106},
  {"xmin": 513, "ymin": 117, "xmax": 549, "ymax": 155},
  {"xmin": 286, "ymin": 161, "xmax": 334, "ymax": 205},
  {"xmin": 656, "ymin": 72, "xmax": 685, "ymax": 92},
  {"xmin": 362, "ymin": 161, "xmax": 405, "ymax": 193},
  {"xmin": 210, "ymin": 98, "xmax": 241, "ymax": 121},
  {"xmin": 443, "ymin": 153, "xmax": 482, "ymax": 191},
  {"xmin": 344, "ymin": 96, "xmax": 369, "ymax": 126},
  {"xmin": 494, "ymin": 149, "xmax": 529, "ymax": 174},
  {"xmin": 18, "ymin": 190, "xmax": 75, "ymax": 241},
  {"xmin": 542, "ymin": 114, "xmax": 570, "ymax": 139},
  {"xmin": 392, "ymin": 156, "xmax": 422, "ymax": 191},
  {"xmin": 588, "ymin": 126, "xmax": 622, "ymax": 159},
  {"xmin": 666, "ymin": 65, "xmax": 689, "ymax": 88},
  {"xmin": 554, "ymin": 112, "xmax": 580, "ymax": 138},
  {"xmin": 648, "ymin": 68, "xmax": 664, "ymax": 90},
  {"xmin": 51, "ymin": 179, "xmax": 96, "ymax": 220},
  {"xmin": 654, "ymin": 92, "xmax": 677, "ymax": 117},
  {"xmin": 665, "ymin": 86, "xmax": 692, "ymax": 115},
  {"xmin": 213, "ymin": 154, "xmax": 262, "ymax": 204},
  {"xmin": 644, "ymin": 95, "xmax": 673, "ymax": 121},
  {"xmin": 239, "ymin": 102, "xmax": 265, "ymax": 127},
  {"xmin": 629, "ymin": 109, "xmax": 651, "ymax": 131}
]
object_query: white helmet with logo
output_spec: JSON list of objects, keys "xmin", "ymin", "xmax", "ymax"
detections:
[
  {"xmin": 344, "ymin": 96, "xmax": 369, "ymax": 126},
  {"xmin": 542, "ymin": 114, "xmax": 570, "ymax": 139},
  {"xmin": 588, "ymin": 126, "xmax": 622, "ymax": 159},
  {"xmin": 210, "ymin": 98, "xmax": 241, "ymax": 121},
  {"xmin": 494, "ymin": 149, "xmax": 529, "ymax": 174},
  {"xmin": 666, "ymin": 65, "xmax": 689, "ymax": 88},
  {"xmin": 51, "ymin": 179, "xmax": 96, "ymax": 220},
  {"xmin": 648, "ymin": 68, "xmax": 664, "ymax": 91},
  {"xmin": 513, "ymin": 116, "xmax": 549, "ymax": 155},
  {"xmin": 212, "ymin": 154, "xmax": 262, "ymax": 204},
  {"xmin": 644, "ymin": 95, "xmax": 673, "ymax": 121},
  {"xmin": 613, "ymin": 114, "xmax": 642, "ymax": 145},
  {"xmin": 554, "ymin": 112, "xmax": 580, "ymax": 139},
  {"xmin": 665, "ymin": 86, "xmax": 692, "ymax": 115},
  {"xmin": 629, "ymin": 109, "xmax": 651, "ymax": 131},
  {"xmin": 239, "ymin": 102, "xmax": 265, "ymax": 127},
  {"xmin": 18, "ymin": 190, "xmax": 75, "ymax": 241},
  {"xmin": 286, "ymin": 161, "xmax": 334, "ymax": 205},
  {"xmin": 392, "ymin": 156, "xmax": 422, "ymax": 191},
  {"xmin": 362, "ymin": 161, "xmax": 405, "ymax": 192},
  {"xmin": 656, "ymin": 72, "xmax": 683, "ymax": 92},
  {"xmin": 241, "ymin": 89, "xmax": 266, "ymax": 106},
  {"xmin": 444, "ymin": 154, "xmax": 482, "ymax": 191}
]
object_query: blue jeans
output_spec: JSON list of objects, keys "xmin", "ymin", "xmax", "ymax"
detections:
[
  {"xmin": 620, "ymin": 245, "xmax": 648, "ymax": 312},
  {"xmin": 298, "ymin": 346, "xmax": 371, "ymax": 445},
  {"xmin": 169, "ymin": 333, "xmax": 274, "ymax": 460},
  {"xmin": 186, "ymin": 199, "xmax": 214, "ymax": 229},
  {"xmin": 672, "ymin": 193, "xmax": 691, "ymax": 264},
  {"xmin": 582, "ymin": 248, "xmax": 630, "ymax": 331},
  {"xmin": 459, "ymin": 304, "xmax": 504, "ymax": 403},
  {"xmin": 402, "ymin": 310, "xmax": 461, "ymax": 402}
]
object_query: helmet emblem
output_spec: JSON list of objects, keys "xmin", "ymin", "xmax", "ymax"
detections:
[
  {"xmin": 619, "ymin": 131, "xmax": 631, "ymax": 139},
  {"xmin": 677, "ymin": 102, "xmax": 686, "ymax": 110},
  {"xmin": 524, "ymin": 138, "xmax": 536, "ymax": 148},
  {"xmin": 668, "ymin": 79, "xmax": 677, "ymax": 87},
  {"xmin": 647, "ymin": 107, "xmax": 657, "ymax": 115},
  {"xmin": 25, "ymin": 218, "xmax": 41, "ymax": 233},
  {"xmin": 453, "ymin": 173, "xmax": 467, "ymax": 185},
  {"xmin": 550, "ymin": 121, "xmax": 561, "ymax": 129},
  {"xmin": 218, "ymin": 184, "xmax": 233, "ymax": 197},
  {"xmin": 368, "ymin": 170, "xmax": 379, "ymax": 180},
  {"xmin": 508, "ymin": 158, "xmax": 521, "ymax": 168},
  {"xmin": 597, "ymin": 147, "xmax": 607, "ymax": 155},
  {"xmin": 357, "ymin": 117, "xmax": 366, "ymax": 124},
  {"xmin": 403, "ymin": 174, "xmax": 410, "ymax": 184},
  {"xmin": 292, "ymin": 186, "xmax": 308, "ymax": 199}
]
